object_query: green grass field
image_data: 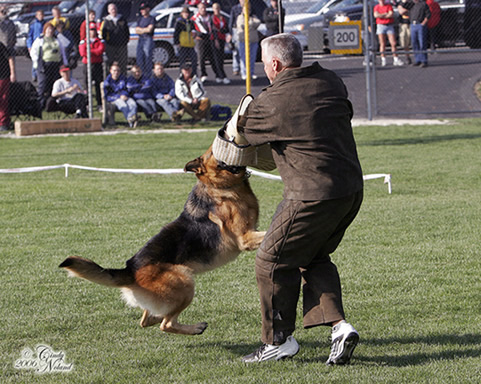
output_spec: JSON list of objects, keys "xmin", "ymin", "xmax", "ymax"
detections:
[{"xmin": 1, "ymin": 119, "xmax": 480, "ymax": 383}]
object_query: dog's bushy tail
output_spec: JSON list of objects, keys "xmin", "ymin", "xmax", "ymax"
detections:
[{"xmin": 59, "ymin": 256, "xmax": 134, "ymax": 287}]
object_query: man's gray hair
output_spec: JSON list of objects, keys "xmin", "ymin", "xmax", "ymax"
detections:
[{"xmin": 261, "ymin": 33, "xmax": 303, "ymax": 68}]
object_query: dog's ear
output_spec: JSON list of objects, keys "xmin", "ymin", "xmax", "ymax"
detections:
[{"xmin": 184, "ymin": 157, "xmax": 204, "ymax": 175}]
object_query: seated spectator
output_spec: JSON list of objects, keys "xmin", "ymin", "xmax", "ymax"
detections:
[
  {"xmin": 126, "ymin": 64, "xmax": 158, "ymax": 122},
  {"xmin": 151, "ymin": 62, "xmax": 182, "ymax": 122},
  {"xmin": 104, "ymin": 62, "xmax": 138, "ymax": 127},
  {"xmin": 48, "ymin": 66, "xmax": 87, "ymax": 118},
  {"xmin": 175, "ymin": 62, "xmax": 211, "ymax": 121},
  {"xmin": 79, "ymin": 26, "xmax": 104, "ymax": 109}
]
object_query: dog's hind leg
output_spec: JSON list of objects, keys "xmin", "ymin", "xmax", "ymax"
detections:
[
  {"xmin": 140, "ymin": 310, "xmax": 164, "ymax": 328},
  {"xmin": 160, "ymin": 313, "xmax": 208, "ymax": 335}
]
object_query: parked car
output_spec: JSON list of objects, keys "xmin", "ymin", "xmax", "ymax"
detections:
[{"xmin": 127, "ymin": 6, "xmax": 231, "ymax": 67}]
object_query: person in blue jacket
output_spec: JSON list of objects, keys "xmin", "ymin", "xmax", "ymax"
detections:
[
  {"xmin": 104, "ymin": 62, "xmax": 138, "ymax": 127},
  {"xmin": 126, "ymin": 64, "xmax": 158, "ymax": 122},
  {"xmin": 27, "ymin": 10, "xmax": 46, "ymax": 82},
  {"xmin": 151, "ymin": 62, "xmax": 181, "ymax": 122}
]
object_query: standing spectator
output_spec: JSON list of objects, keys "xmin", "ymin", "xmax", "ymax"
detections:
[
  {"xmin": 373, "ymin": 0, "xmax": 404, "ymax": 66},
  {"xmin": 79, "ymin": 26, "xmax": 105, "ymax": 109},
  {"xmin": 55, "ymin": 21, "xmax": 78, "ymax": 69},
  {"xmin": 263, "ymin": 0, "xmax": 285, "ymax": 36},
  {"xmin": 397, "ymin": 0, "xmax": 412, "ymax": 64},
  {"xmin": 80, "ymin": 10, "xmax": 100, "ymax": 43},
  {"xmin": 101, "ymin": 3, "xmax": 130, "ymax": 75},
  {"xmin": 175, "ymin": 63, "xmax": 211, "ymax": 121},
  {"xmin": 126, "ymin": 64, "xmax": 157, "ymax": 122},
  {"xmin": 135, "ymin": 2, "xmax": 155, "ymax": 78},
  {"xmin": 211, "ymin": 2, "xmax": 230, "ymax": 84},
  {"xmin": 426, "ymin": 0, "xmax": 441, "ymax": 49},
  {"xmin": 236, "ymin": 3, "xmax": 261, "ymax": 80},
  {"xmin": 151, "ymin": 62, "xmax": 182, "ymax": 121},
  {"xmin": 0, "ymin": 5, "xmax": 15, "ymax": 131},
  {"xmin": 104, "ymin": 63, "xmax": 138, "ymax": 127},
  {"xmin": 30, "ymin": 22, "xmax": 68, "ymax": 109},
  {"xmin": 192, "ymin": 2, "xmax": 215, "ymax": 83},
  {"xmin": 27, "ymin": 10, "xmax": 46, "ymax": 83},
  {"xmin": 49, "ymin": 6, "xmax": 70, "ymax": 30},
  {"xmin": 403, "ymin": 0, "xmax": 431, "ymax": 67},
  {"xmin": 48, "ymin": 66, "xmax": 88, "ymax": 118},
  {"xmin": 236, "ymin": 34, "xmax": 363, "ymax": 365},
  {"xmin": 229, "ymin": 0, "xmax": 244, "ymax": 76},
  {"xmin": 173, "ymin": 7, "xmax": 198, "ymax": 76}
]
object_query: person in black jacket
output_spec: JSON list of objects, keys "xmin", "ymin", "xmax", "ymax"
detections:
[
  {"xmin": 101, "ymin": 3, "xmax": 130, "ymax": 75},
  {"xmin": 263, "ymin": 0, "xmax": 285, "ymax": 36}
]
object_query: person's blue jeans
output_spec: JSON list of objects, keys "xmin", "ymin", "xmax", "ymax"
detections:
[
  {"xmin": 137, "ymin": 36, "xmax": 154, "ymax": 78},
  {"xmin": 156, "ymin": 97, "xmax": 180, "ymax": 118},
  {"xmin": 411, "ymin": 23, "xmax": 428, "ymax": 64},
  {"xmin": 136, "ymin": 98, "xmax": 157, "ymax": 118},
  {"xmin": 113, "ymin": 97, "xmax": 137, "ymax": 120},
  {"xmin": 238, "ymin": 42, "xmax": 258, "ymax": 79}
]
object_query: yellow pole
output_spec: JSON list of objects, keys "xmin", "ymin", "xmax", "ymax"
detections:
[{"xmin": 243, "ymin": 0, "xmax": 251, "ymax": 94}]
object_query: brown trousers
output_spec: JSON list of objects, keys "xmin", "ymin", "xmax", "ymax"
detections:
[
  {"xmin": 255, "ymin": 190, "xmax": 363, "ymax": 344},
  {"xmin": 180, "ymin": 98, "xmax": 211, "ymax": 121}
]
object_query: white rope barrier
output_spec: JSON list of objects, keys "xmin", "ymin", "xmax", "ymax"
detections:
[{"xmin": 0, "ymin": 164, "xmax": 392, "ymax": 193}]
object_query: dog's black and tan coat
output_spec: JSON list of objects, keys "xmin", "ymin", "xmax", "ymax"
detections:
[{"xmin": 59, "ymin": 147, "xmax": 265, "ymax": 335}]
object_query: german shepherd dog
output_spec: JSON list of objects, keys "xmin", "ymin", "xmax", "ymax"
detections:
[{"xmin": 59, "ymin": 147, "xmax": 265, "ymax": 335}]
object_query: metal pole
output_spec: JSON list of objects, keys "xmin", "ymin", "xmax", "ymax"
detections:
[
  {"xmin": 278, "ymin": 0, "xmax": 283, "ymax": 33},
  {"xmin": 85, "ymin": 0, "xmax": 93, "ymax": 118},
  {"xmin": 244, "ymin": 0, "xmax": 251, "ymax": 93},
  {"xmin": 362, "ymin": 0, "xmax": 372, "ymax": 120}
]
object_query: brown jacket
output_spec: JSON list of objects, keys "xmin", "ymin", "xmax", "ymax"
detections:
[{"xmin": 242, "ymin": 62, "xmax": 363, "ymax": 200}]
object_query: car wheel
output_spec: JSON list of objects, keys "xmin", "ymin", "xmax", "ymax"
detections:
[{"xmin": 152, "ymin": 42, "xmax": 174, "ymax": 67}]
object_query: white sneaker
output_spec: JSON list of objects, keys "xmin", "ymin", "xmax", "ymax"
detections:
[
  {"xmin": 393, "ymin": 57, "xmax": 405, "ymax": 66},
  {"xmin": 252, "ymin": 74, "xmax": 258, "ymax": 80},
  {"xmin": 216, "ymin": 77, "xmax": 222, "ymax": 83},
  {"xmin": 201, "ymin": 76, "xmax": 208, "ymax": 83},
  {"xmin": 223, "ymin": 77, "xmax": 231, "ymax": 84},
  {"xmin": 381, "ymin": 57, "xmax": 386, "ymax": 67},
  {"xmin": 326, "ymin": 321, "xmax": 359, "ymax": 365},
  {"xmin": 242, "ymin": 335, "xmax": 299, "ymax": 363}
]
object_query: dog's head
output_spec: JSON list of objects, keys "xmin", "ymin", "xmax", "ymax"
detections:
[{"xmin": 184, "ymin": 146, "xmax": 248, "ymax": 188}]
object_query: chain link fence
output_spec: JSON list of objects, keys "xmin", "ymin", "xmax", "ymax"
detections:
[{"xmin": 2, "ymin": 0, "xmax": 481, "ymax": 131}]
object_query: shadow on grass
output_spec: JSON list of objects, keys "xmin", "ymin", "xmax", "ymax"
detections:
[
  {"xmin": 179, "ymin": 333, "xmax": 481, "ymax": 367},
  {"xmin": 359, "ymin": 133, "xmax": 481, "ymax": 147}
]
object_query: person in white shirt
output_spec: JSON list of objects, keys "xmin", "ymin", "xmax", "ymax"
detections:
[
  {"xmin": 175, "ymin": 62, "xmax": 210, "ymax": 121},
  {"xmin": 49, "ymin": 65, "xmax": 87, "ymax": 118}
]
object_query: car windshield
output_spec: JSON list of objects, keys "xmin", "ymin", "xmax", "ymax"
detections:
[
  {"xmin": 58, "ymin": 0, "xmax": 81, "ymax": 13},
  {"xmin": 305, "ymin": 0, "xmax": 335, "ymax": 13},
  {"xmin": 152, "ymin": 0, "xmax": 183, "ymax": 13},
  {"xmin": 330, "ymin": 0, "xmax": 363, "ymax": 11}
]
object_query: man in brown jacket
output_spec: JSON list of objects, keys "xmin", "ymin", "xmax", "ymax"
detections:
[{"xmin": 239, "ymin": 33, "xmax": 364, "ymax": 364}]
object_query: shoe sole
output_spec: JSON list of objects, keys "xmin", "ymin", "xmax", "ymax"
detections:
[{"xmin": 327, "ymin": 332, "xmax": 359, "ymax": 365}]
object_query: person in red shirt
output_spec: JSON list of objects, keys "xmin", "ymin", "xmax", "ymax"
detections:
[
  {"xmin": 373, "ymin": 0, "xmax": 404, "ymax": 66},
  {"xmin": 80, "ymin": 10, "xmax": 100, "ymax": 43},
  {"xmin": 79, "ymin": 27, "xmax": 105, "ymax": 109},
  {"xmin": 426, "ymin": 0, "xmax": 441, "ymax": 49},
  {"xmin": 211, "ymin": 2, "xmax": 230, "ymax": 84}
]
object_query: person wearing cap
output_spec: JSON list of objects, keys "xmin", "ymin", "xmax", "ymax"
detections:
[
  {"xmin": 104, "ymin": 62, "xmax": 138, "ymax": 127},
  {"xmin": 79, "ymin": 26, "xmax": 105, "ymax": 109},
  {"xmin": 30, "ymin": 22, "xmax": 68, "ymax": 109},
  {"xmin": 136, "ymin": 2, "xmax": 155, "ymax": 78},
  {"xmin": 173, "ymin": 6, "xmax": 198, "ymax": 76},
  {"xmin": 101, "ymin": 3, "xmax": 130, "ymax": 75},
  {"xmin": 49, "ymin": 66, "xmax": 88, "ymax": 118},
  {"xmin": 175, "ymin": 63, "xmax": 210, "ymax": 121},
  {"xmin": 226, "ymin": 34, "xmax": 363, "ymax": 365}
]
